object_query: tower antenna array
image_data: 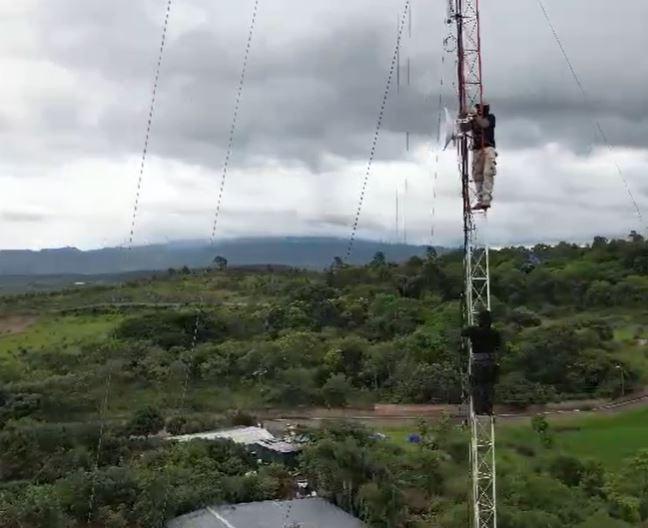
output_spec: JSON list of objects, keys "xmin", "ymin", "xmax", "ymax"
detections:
[{"xmin": 448, "ymin": 0, "xmax": 497, "ymax": 526}]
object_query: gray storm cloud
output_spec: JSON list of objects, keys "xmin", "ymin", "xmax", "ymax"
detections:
[{"xmin": 0, "ymin": 0, "xmax": 646, "ymax": 249}]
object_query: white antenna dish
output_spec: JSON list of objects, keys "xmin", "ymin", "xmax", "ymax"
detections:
[{"xmin": 439, "ymin": 107, "xmax": 457, "ymax": 151}]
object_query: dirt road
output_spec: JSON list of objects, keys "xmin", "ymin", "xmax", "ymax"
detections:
[{"xmin": 262, "ymin": 390, "xmax": 648, "ymax": 430}]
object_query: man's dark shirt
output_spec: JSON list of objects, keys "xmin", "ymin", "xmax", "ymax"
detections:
[
  {"xmin": 472, "ymin": 114, "xmax": 496, "ymax": 150},
  {"xmin": 462, "ymin": 326, "xmax": 501, "ymax": 359}
]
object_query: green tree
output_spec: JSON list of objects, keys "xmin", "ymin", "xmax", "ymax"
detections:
[
  {"xmin": 507, "ymin": 306, "xmax": 541, "ymax": 328},
  {"xmin": 361, "ymin": 342, "xmax": 400, "ymax": 390},
  {"xmin": 330, "ymin": 256, "xmax": 345, "ymax": 271},
  {"xmin": 115, "ymin": 311, "xmax": 229, "ymax": 349},
  {"xmin": 367, "ymin": 294, "xmax": 423, "ymax": 340},
  {"xmin": 629, "ymin": 230, "xmax": 644, "ymax": 243},
  {"xmin": 585, "ymin": 280, "xmax": 615, "ymax": 306},
  {"xmin": 0, "ymin": 485, "xmax": 67, "ymax": 528},
  {"xmin": 270, "ymin": 368, "xmax": 317, "ymax": 406},
  {"xmin": 575, "ymin": 511, "xmax": 633, "ymax": 528},
  {"xmin": 550, "ymin": 454, "xmax": 585, "ymax": 486},
  {"xmin": 394, "ymin": 362, "xmax": 460, "ymax": 403},
  {"xmin": 132, "ymin": 472, "xmax": 170, "ymax": 527},
  {"xmin": 166, "ymin": 415, "xmax": 188, "ymax": 435},
  {"xmin": 213, "ymin": 255, "xmax": 228, "ymax": 271},
  {"xmin": 126, "ymin": 407, "xmax": 164, "ymax": 437},
  {"xmin": 0, "ymin": 425, "xmax": 42, "ymax": 480},
  {"xmin": 98, "ymin": 506, "xmax": 129, "ymax": 528},
  {"xmin": 580, "ymin": 460, "xmax": 605, "ymax": 498},
  {"xmin": 358, "ymin": 480, "xmax": 405, "ymax": 527},
  {"xmin": 324, "ymin": 337, "xmax": 368, "ymax": 382},
  {"xmin": 531, "ymin": 415, "xmax": 553, "ymax": 447},
  {"xmin": 371, "ymin": 251, "xmax": 386, "ymax": 267},
  {"xmin": 321, "ymin": 374, "xmax": 353, "ymax": 407},
  {"xmin": 592, "ymin": 236, "xmax": 609, "ymax": 249}
]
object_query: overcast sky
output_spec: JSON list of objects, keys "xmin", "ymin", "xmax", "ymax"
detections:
[{"xmin": 1, "ymin": 0, "xmax": 646, "ymax": 250}]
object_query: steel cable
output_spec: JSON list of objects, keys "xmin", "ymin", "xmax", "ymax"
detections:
[
  {"xmin": 536, "ymin": 0, "xmax": 645, "ymax": 233},
  {"xmin": 158, "ymin": 2, "xmax": 262, "ymax": 523},
  {"xmin": 345, "ymin": 0, "xmax": 411, "ymax": 262},
  {"xmin": 87, "ymin": 1, "xmax": 174, "ymax": 522},
  {"xmin": 210, "ymin": 0, "xmax": 260, "ymax": 244}
]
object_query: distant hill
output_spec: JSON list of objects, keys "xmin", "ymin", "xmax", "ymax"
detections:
[{"xmin": 0, "ymin": 237, "xmax": 443, "ymax": 276}]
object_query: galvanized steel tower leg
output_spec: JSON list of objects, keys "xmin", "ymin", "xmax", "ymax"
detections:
[{"xmin": 449, "ymin": 0, "xmax": 497, "ymax": 526}]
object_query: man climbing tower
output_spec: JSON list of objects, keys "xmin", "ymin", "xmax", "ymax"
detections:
[
  {"xmin": 462, "ymin": 310, "xmax": 501, "ymax": 415},
  {"xmin": 468, "ymin": 102, "xmax": 497, "ymax": 210}
]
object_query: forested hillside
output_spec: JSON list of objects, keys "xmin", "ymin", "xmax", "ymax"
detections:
[{"xmin": 0, "ymin": 233, "xmax": 647, "ymax": 526}]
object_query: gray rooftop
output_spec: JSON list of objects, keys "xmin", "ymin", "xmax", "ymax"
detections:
[
  {"xmin": 167, "ymin": 498, "xmax": 364, "ymax": 528},
  {"xmin": 167, "ymin": 426, "xmax": 275, "ymax": 445},
  {"xmin": 255, "ymin": 439, "xmax": 301, "ymax": 453}
]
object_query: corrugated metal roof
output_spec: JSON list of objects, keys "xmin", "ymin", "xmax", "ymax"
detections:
[
  {"xmin": 255, "ymin": 439, "xmax": 300, "ymax": 453},
  {"xmin": 167, "ymin": 498, "xmax": 364, "ymax": 528},
  {"xmin": 168, "ymin": 426, "xmax": 275, "ymax": 445}
]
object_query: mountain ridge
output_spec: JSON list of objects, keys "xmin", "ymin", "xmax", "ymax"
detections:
[{"xmin": 0, "ymin": 236, "xmax": 443, "ymax": 276}]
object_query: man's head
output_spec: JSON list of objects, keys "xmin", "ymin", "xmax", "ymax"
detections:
[
  {"xmin": 475, "ymin": 101, "xmax": 490, "ymax": 115},
  {"xmin": 477, "ymin": 310, "xmax": 492, "ymax": 327}
]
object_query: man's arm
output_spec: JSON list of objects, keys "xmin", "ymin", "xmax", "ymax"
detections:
[{"xmin": 473, "ymin": 115, "xmax": 490, "ymax": 128}]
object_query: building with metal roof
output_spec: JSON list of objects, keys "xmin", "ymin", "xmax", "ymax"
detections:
[
  {"xmin": 252, "ymin": 438, "xmax": 301, "ymax": 466},
  {"xmin": 167, "ymin": 498, "xmax": 364, "ymax": 528},
  {"xmin": 167, "ymin": 426, "xmax": 275, "ymax": 445}
]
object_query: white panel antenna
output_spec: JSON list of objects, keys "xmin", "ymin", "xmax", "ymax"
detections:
[{"xmin": 440, "ymin": 107, "xmax": 457, "ymax": 150}]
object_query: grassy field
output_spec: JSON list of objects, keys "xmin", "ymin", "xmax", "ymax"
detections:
[
  {"xmin": 498, "ymin": 407, "xmax": 648, "ymax": 468},
  {"xmin": 377, "ymin": 407, "xmax": 648, "ymax": 470},
  {"xmin": 0, "ymin": 313, "xmax": 124, "ymax": 384},
  {"xmin": 0, "ymin": 314, "xmax": 122, "ymax": 356}
]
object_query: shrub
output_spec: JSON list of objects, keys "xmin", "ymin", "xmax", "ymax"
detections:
[{"xmin": 126, "ymin": 407, "xmax": 164, "ymax": 437}]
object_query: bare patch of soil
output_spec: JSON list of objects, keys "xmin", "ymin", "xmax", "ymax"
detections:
[{"xmin": 0, "ymin": 315, "xmax": 38, "ymax": 336}]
